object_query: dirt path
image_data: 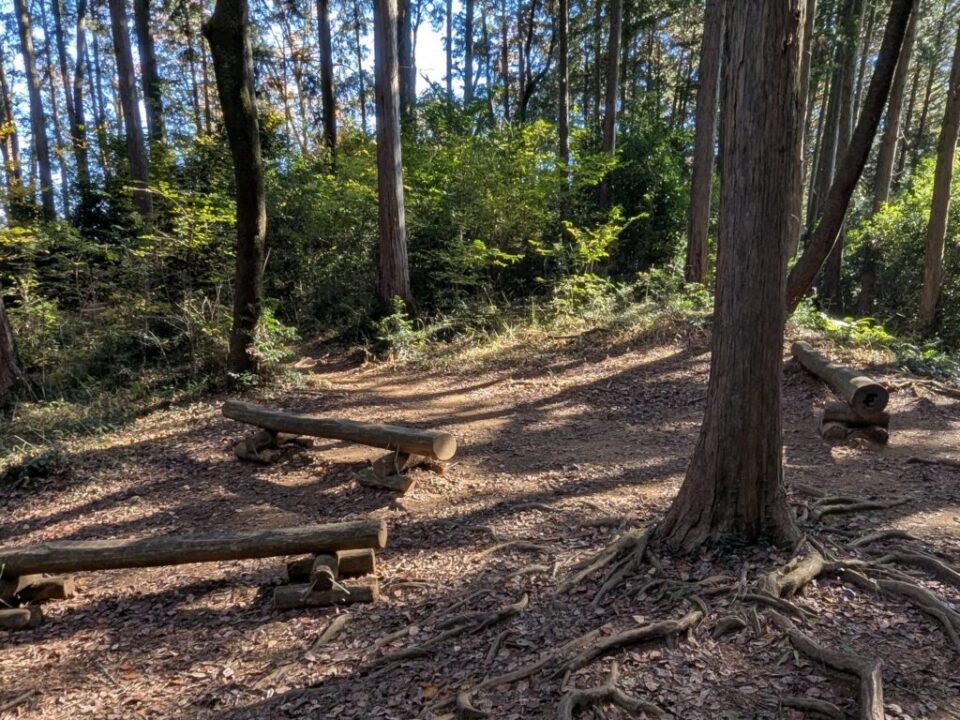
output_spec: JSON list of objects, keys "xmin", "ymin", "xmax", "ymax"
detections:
[{"xmin": 2, "ymin": 334, "xmax": 960, "ymax": 719}]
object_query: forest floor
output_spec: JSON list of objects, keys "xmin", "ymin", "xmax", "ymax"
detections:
[{"xmin": 2, "ymin": 323, "xmax": 960, "ymax": 719}]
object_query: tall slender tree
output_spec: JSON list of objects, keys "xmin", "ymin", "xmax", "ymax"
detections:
[
  {"xmin": 684, "ymin": 0, "xmax": 724, "ymax": 285},
  {"xmin": 317, "ymin": 0, "xmax": 337, "ymax": 161},
  {"xmin": 374, "ymin": 0, "xmax": 413, "ymax": 309},
  {"xmin": 0, "ymin": 41, "xmax": 26, "ymax": 221},
  {"xmin": 13, "ymin": 0, "xmax": 56, "ymax": 220},
  {"xmin": 397, "ymin": 0, "xmax": 415, "ymax": 121},
  {"xmin": 557, "ymin": 0, "xmax": 569, "ymax": 168},
  {"xmin": 133, "ymin": 0, "xmax": 165, "ymax": 144},
  {"xmin": 109, "ymin": 0, "xmax": 151, "ymax": 216},
  {"xmin": 204, "ymin": 0, "xmax": 267, "ymax": 374},
  {"xmin": 463, "ymin": 0, "xmax": 475, "ymax": 103},
  {"xmin": 918, "ymin": 18, "xmax": 960, "ymax": 330},
  {"xmin": 659, "ymin": 0, "xmax": 806, "ymax": 550},
  {"xmin": 0, "ymin": 291, "xmax": 21, "ymax": 409},
  {"xmin": 601, "ymin": 0, "xmax": 623, "ymax": 155},
  {"xmin": 786, "ymin": 0, "xmax": 916, "ymax": 314}
]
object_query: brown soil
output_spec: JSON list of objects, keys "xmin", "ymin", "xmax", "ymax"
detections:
[{"xmin": 2, "ymin": 333, "xmax": 960, "ymax": 719}]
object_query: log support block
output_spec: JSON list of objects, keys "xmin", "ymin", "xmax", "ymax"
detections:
[
  {"xmin": 356, "ymin": 468, "xmax": 416, "ymax": 493},
  {"xmin": 286, "ymin": 549, "xmax": 376, "ymax": 582},
  {"xmin": 0, "ymin": 606, "xmax": 42, "ymax": 631},
  {"xmin": 274, "ymin": 577, "xmax": 380, "ymax": 609}
]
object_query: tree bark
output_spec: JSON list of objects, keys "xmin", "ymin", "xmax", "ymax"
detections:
[
  {"xmin": 911, "ymin": 0, "xmax": 950, "ymax": 170},
  {"xmin": 374, "ymin": 0, "xmax": 414, "ymax": 310},
  {"xmin": 133, "ymin": 0, "xmax": 164, "ymax": 144},
  {"xmin": 658, "ymin": 0, "xmax": 805, "ymax": 551},
  {"xmin": 0, "ymin": 293, "xmax": 21, "ymax": 409},
  {"xmin": 819, "ymin": 0, "xmax": 865, "ymax": 309},
  {"xmin": 354, "ymin": 0, "xmax": 369, "ymax": 134},
  {"xmin": 918, "ymin": 19, "xmax": 960, "ymax": 331},
  {"xmin": 500, "ymin": 0, "xmax": 510, "ymax": 120},
  {"xmin": 557, "ymin": 0, "xmax": 569, "ymax": 168},
  {"xmin": 445, "ymin": 0, "xmax": 453, "ymax": 97},
  {"xmin": 109, "ymin": 0, "xmax": 151, "ymax": 217},
  {"xmin": 13, "ymin": 0, "xmax": 55, "ymax": 220},
  {"xmin": 785, "ymin": 0, "xmax": 916, "ymax": 316},
  {"xmin": 684, "ymin": 0, "xmax": 724, "ymax": 284},
  {"xmin": 601, "ymin": 0, "xmax": 623, "ymax": 155},
  {"xmin": 317, "ymin": 0, "xmax": 337, "ymax": 164},
  {"xmin": 0, "ymin": 42, "xmax": 27, "ymax": 221},
  {"xmin": 464, "ymin": 0, "xmax": 475, "ymax": 103},
  {"xmin": 397, "ymin": 0, "xmax": 415, "ymax": 122},
  {"xmin": 204, "ymin": 0, "xmax": 268, "ymax": 374},
  {"xmin": 873, "ymin": 6, "xmax": 917, "ymax": 207},
  {"xmin": 0, "ymin": 521, "xmax": 388, "ymax": 575},
  {"xmin": 71, "ymin": 0, "xmax": 91, "ymax": 198}
]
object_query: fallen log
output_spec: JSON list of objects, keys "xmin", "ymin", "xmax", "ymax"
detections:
[
  {"xmin": 0, "ymin": 606, "xmax": 42, "ymax": 631},
  {"xmin": 792, "ymin": 342, "xmax": 889, "ymax": 414},
  {"xmin": 0, "ymin": 520, "xmax": 387, "ymax": 576},
  {"xmin": 821, "ymin": 401, "xmax": 889, "ymax": 427},
  {"xmin": 222, "ymin": 400, "xmax": 457, "ymax": 461},
  {"xmin": 274, "ymin": 577, "xmax": 380, "ymax": 609}
]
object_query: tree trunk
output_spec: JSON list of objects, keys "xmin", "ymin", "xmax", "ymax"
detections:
[
  {"xmin": 204, "ymin": 0, "xmax": 267, "ymax": 375},
  {"xmin": 13, "ymin": 0, "xmax": 56, "ymax": 220},
  {"xmin": 0, "ymin": 293, "xmax": 21, "ymax": 409},
  {"xmin": 557, "ymin": 0, "xmax": 569, "ymax": 168},
  {"xmin": 38, "ymin": 0, "xmax": 71, "ymax": 215},
  {"xmin": 0, "ymin": 42, "xmax": 27, "ymax": 221},
  {"xmin": 918, "ymin": 19, "xmax": 960, "ymax": 331},
  {"xmin": 464, "ymin": 0, "xmax": 475, "ymax": 103},
  {"xmin": 71, "ymin": 0, "xmax": 91, "ymax": 198},
  {"xmin": 911, "ymin": 0, "xmax": 950, "ymax": 170},
  {"xmin": 785, "ymin": 0, "xmax": 916, "ymax": 315},
  {"xmin": 108, "ymin": 0, "xmax": 151, "ymax": 217},
  {"xmin": 873, "ymin": 4, "xmax": 917, "ymax": 206},
  {"xmin": 354, "ymin": 0, "xmax": 369, "ymax": 134},
  {"xmin": 819, "ymin": 0, "xmax": 865, "ymax": 309},
  {"xmin": 852, "ymin": 0, "xmax": 878, "ymax": 121},
  {"xmin": 374, "ymin": 0, "xmax": 413, "ymax": 310},
  {"xmin": 684, "ymin": 0, "xmax": 724, "ymax": 284},
  {"xmin": 791, "ymin": 0, "xmax": 817, "ymax": 259},
  {"xmin": 601, "ymin": 0, "xmax": 623, "ymax": 155},
  {"xmin": 133, "ymin": 0, "xmax": 164, "ymax": 144},
  {"xmin": 500, "ymin": 0, "xmax": 510, "ymax": 120},
  {"xmin": 317, "ymin": 0, "xmax": 337, "ymax": 164},
  {"xmin": 658, "ymin": 0, "xmax": 805, "ymax": 551},
  {"xmin": 445, "ymin": 0, "xmax": 453, "ymax": 98},
  {"xmin": 397, "ymin": 0, "xmax": 415, "ymax": 122}
]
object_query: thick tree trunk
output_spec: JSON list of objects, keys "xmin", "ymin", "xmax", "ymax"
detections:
[
  {"xmin": 601, "ymin": 0, "xmax": 623, "ymax": 155},
  {"xmin": 918, "ymin": 20, "xmax": 960, "ymax": 331},
  {"xmin": 0, "ymin": 294, "xmax": 21, "ymax": 409},
  {"xmin": 109, "ymin": 0, "xmax": 151, "ymax": 217},
  {"xmin": 464, "ymin": 0, "xmax": 475, "ymax": 103},
  {"xmin": 13, "ymin": 0, "xmax": 55, "ymax": 220},
  {"xmin": 684, "ymin": 0, "xmax": 724, "ymax": 284},
  {"xmin": 374, "ymin": 0, "xmax": 413, "ymax": 310},
  {"xmin": 204, "ymin": 0, "xmax": 267, "ymax": 375},
  {"xmin": 317, "ymin": 0, "xmax": 337, "ymax": 163},
  {"xmin": 557, "ymin": 0, "xmax": 569, "ymax": 168},
  {"xmin": 658, "ymin": 0, "xmax": 805, "ymax": 551},
  {"xmin": 133, "ymin": 0, "xmax": 164, "ymax": 144},
  {"xmin": 785, "ymin": 0, "xmax": 916, "ymax": 315},
  {"xmin": 0, "ymin": 521, "xmax": 388, "ymax": 575}
]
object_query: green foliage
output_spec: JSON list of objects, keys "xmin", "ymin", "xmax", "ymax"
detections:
[{"xmin": 373, "ymin": 296, "xmax": 426, "ymax": 360}]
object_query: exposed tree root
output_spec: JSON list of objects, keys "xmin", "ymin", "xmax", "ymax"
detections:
[
  {"xmin": 741, "ymin": 591, "xmax": 814, "ymax": 622},
  {"xmin": 557, "ymin": 664, "xmax": 667, "ymax": 720},
  {"xmin": 906, "ymin": 455, "xmax": 960, "ymax": 470},
  {"xmin": 712, "ymin": 615, "xmax": 747, "ymax": 638},
  {"xmin": 846, "ymin": 529, "xmax": 917, "ymax": 548},
  {"xmin": 556, "ymin": 526, "xmax": 654, "ymax": 597},
  {"xmin": 762, "ymin": 549, "xmax": 824, "ymax": 598},
  {"xmin": 874, "ymin": 551, "xmax": 960, "ymax": 589},
  {"xmin": 562, "ymin": 610, "xmax": 703, "ymax": 674},
  {"xmin": 455, "ymin": 690, "xmax": 489, "ymax": 719},
  {"xmin": 809, "ymin": 497, "xmax": 908, "ymax": 523},
  {"xmin": 504, "ymin": 563, "xmax": 553, "ymax": 581},
  {"xmin": 309, "ymin": 613, "xmax": 352, "ymax": 652},
  {"xmin": 779, "ymin": 694, "xmax": 844, "ymax": 719},
  {"xmin": 766, "ymin": 610, "xmax": 884, "ymax": 720},
  {"xmin": 473, "ymin": 541, "xmax": 552, "ymax": 560}
]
